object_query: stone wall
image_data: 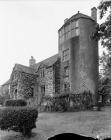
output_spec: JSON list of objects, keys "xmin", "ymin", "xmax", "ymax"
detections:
[
  {"xmin": 54, "ymin": 59, "xmax": 61, "ymax": 94},
  {"xmin": 36, "ymin": 64, "xmax": 54, "ymax": 105},
  {"xmin": 10, "ymin": 71, "xmax": 20, "ymax": 98},
  {"xmin": 10, "ymin": 70, "xmax": 37, "ymax": 100},
  {"xmin": 45, "ymin": 66, "xmax": 54, "ymax": 96}
]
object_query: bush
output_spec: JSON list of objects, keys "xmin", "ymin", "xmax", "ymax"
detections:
[
  {"xmin": 4, "ymin": 99, "xmax": 27, "ymax": 107},
  {"xmin": 0, "ymin": 106, "xmax": 38, "ymax": 137}
]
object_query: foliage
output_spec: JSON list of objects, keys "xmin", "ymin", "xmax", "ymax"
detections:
[
  {"xmin": 0, "ymin": 95, "xmax": 6, "ymax": 105},
  {"xmin": 69, "ymin": 91, "xmax": 94, "ymax": 111},
  {"xmin": 98, "ymin": 0, "xmax": 111, "ymax": 48},
  {"xmin": 99, "ymin": 51, "xmax": 111, "ymax": 77},
  {"xmin": 94, "ymin": 0, "xmax": 111, "ymax": 78},
  {"xmin": 41, "ymin": 91, "xmax": 94, "ymax": 112},
  {"xmin": 4, "ymin": 99, "xmax": 27, "ymax": 107},
  {"xmin": 0, "ymin": 106, "xmax": 38, "ymax": 137},
  {"xmin": 0, "ymin": 89, "xmax": 11, "ymax": 105},
  {"xmin": 52, "ymin": 98, "xmax": 68, "ymax": 112},
  {"xmin": 10, "ymin": 70, "xmax": 36, "ymax": 100},
  {"xmin": 98, "ymin": 77, "xmax": 110, "ymax": 105},
  {"xmin": 98, "ymin": 77, "xmax": 109, "ymax": 94}
]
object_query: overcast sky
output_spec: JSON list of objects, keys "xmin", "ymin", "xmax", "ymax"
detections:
[{"xmin": 0, "ymin": 0, "xmax": 101, "ymax": 85}]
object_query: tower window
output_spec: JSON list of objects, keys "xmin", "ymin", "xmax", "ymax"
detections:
[
  {"xmin": 75, "ymin": 20, "xmax": 79, "ymax": 28},
  {"xmin": 62, "ymin": 48, "xmax": 70, "ymax": 61},
  {"xmin": 71, "ymin": 20, "xmax": 79, "ymax": 37},
  {"xmin": 71, "ymin": 21, "xmax": 76, "ymax": 29},
  {"xmin": 71, "ymin": 20, "xmax": 79, "ymax": 29}
]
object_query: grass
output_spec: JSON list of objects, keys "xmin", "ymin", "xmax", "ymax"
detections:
[{"xmin": 1, "ymin": 106, "xmax": 111, "ymax": 140}]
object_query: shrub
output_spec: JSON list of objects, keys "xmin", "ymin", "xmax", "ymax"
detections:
[
  {"xmin": 0, "ymin": 106, "xmax": 38, "ymax": 137},
  {"xmin": 4, "ymin": 99, "xmax": 27, "ymax": 107}
]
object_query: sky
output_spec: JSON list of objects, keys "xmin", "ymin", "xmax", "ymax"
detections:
[{"xmin": 0, "ymin": 0, "xmax": 101, "ymax": 85}]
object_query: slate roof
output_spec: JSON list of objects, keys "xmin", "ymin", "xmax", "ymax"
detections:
[
  {"xmin": 12, "ymin": 54, "xmax": 59, "ymax": 74},
  {"xmin": 13, "ymin": 64, "xmax": 35, "ymax": 74},
  {"xmin": 69, "ymin": 12, "xmax": 94, "ymax": 22},
  {"xmin": 34, "ymin": 54, "xmax": 59, "ymax": 71},
  {"xmin": 58, "ymin": 12, "xmax": 95, "ymax": 31},
  {"xmin": 41, "ymin": 54, "xmax": 59, "ymax": 66}
]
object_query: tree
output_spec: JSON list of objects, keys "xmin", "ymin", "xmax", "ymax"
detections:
[
  {"xmin": 94, "ymin": 1, "xmax": 111, "ymax": 106},
  {"xmin": 99, "ymin": 51, "xmax": 111, "ymax": 77},
  {"xmin": 94, "ymin": 0, "xmax": 111, "ymax": 78},
  {"xmin": 98, "ymin": 0, "xmax": 111, "ymax": 49}
]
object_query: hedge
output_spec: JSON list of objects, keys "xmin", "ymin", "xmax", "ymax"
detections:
[
  {"xmin": 4, "ymin": 99, "xmax": 27, "ymax": 107},
  {"xmin": 0, "ymin": 106, "xmax": 38, "ymax": 137}
]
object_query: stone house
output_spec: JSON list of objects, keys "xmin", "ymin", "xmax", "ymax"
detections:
[
  {"xmin": 2, "ymin": 7, "xmax": 99, "ymax": 107},
  {"xmin": 7, "ymin": 55, "xmax": 60, "ymax": 105}
]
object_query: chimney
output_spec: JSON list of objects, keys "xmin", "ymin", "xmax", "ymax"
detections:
[
  {"xmin": 91, "ymin": 7, "xmax": 97, "ymax": 22},
  {"xmin": 29, "ymin": 56, "xmax": 36, "ymax": 68}
]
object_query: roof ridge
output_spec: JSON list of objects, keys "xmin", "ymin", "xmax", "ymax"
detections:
[
  {"xmin": 58, "ymin": 12, "xmax": 95, "ymax": 31},
  {"xmin": 34, "ymin": 54, "xmax": 59, "ymax": 71},
  {"xmin": 14, "ymin": 63, "xmax": 35, "ymax": 74},
  {"xmin": 35, "ymin": 54, "xmax": 58, "ymax": 65},
  {"xmin": 15, "ymin": 63, "xmax": 34, "ymax": 70},
  {"xmin": 69, "ymin": 12, "xmax": 94, "ymax": 22}
]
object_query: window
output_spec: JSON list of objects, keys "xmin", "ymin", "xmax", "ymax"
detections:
[
  {"xmin": 62, "ymin": 48, "xmax": 70, "ymax": 61},
  {"xmin": 75, "ymin": 20, "xmax": 79, "ymax": 28},
  {"xmin": 64, "ymin": 66, "xmax": 69, "ymax": 76},
  {"xmin": 61, "ymin": 35, "xmax": 65, "ymax": 43},
  {"xmin": 64, "ymin": 83, "xmax": 67, "ymax": 90},
  {"xmin": 64, "ymin": 83, "xmax": 70, "ymax": 93},
  {"xmin": 71, "ymin": 20, "xmax": 79, "ymax": 37},
  {"xmin": 76, "ymin": 28, "xmax": 79, "ymax": 36},
  {"xmin": 65, "ymin": 26, "xmax": 68, "ymax": 33},
  {"xmin": 71, "ymin": 21, "xmax": 79, "ymax": 29},
  {"xmin": 40, "ymin": 68, "xmax": 45, "ymax": 78},
  {"xmin": 64, "ymin": 24, "xmax": 71, "ymax": 40},
  {"xmin": 71, "ymin": 29, "xmax": 76, "ymax": 37},
  {"xmin": 41, "ymin": 85, "xmax": 45, "ymax": 95}
]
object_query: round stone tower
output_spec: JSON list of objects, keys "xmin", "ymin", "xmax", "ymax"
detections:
[{"xmin": 58, "ymin": 8, "xmax": 99, "ymax": 106}]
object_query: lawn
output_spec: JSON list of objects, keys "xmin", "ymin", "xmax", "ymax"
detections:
[{"xmin": 1, "ymin": 107, "xmax": 111, "ymax": 140}]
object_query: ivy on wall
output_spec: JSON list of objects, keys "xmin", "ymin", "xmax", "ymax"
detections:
[{"xmin": 10, "ymin": 70, "xmax": 37, "ymax": 99}]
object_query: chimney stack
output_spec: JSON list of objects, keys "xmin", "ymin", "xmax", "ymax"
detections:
[
  {"xmin": 91, "ymin": 7, "xmax": 97, "ymax": 22},
  {"xmin": 29, "ymin": 56, "xmax": 36, "ymax": 68}
]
